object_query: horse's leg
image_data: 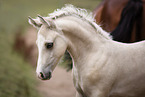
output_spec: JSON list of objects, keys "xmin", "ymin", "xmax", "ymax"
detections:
[
  {"xmin": 73, "ymin": 71, "xmax": 87, "ymax": 97},
  {"xmin": 76, "ymin": 92, "xmax": 83, "ymax": 97},
  {"xmin": 74, "ymin": 83, "xmax": 86, "ymax": 97}
]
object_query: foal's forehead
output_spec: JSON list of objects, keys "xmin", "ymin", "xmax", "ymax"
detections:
[
  {"xmin": 37, "ymin": 25, "xmax": 57, "ymax": 42},
  {"xmin": 39, "ymin": 25, "xmax": 57, "ymax": 33}
]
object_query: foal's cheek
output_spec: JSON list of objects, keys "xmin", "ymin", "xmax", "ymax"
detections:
[
  {"xmin": 53, "ymin": 38, "xmax": 67, "ymax": 57},
  {"xmin": 54, "ymin": 44, "xmax": 67, "ymax": 57}
]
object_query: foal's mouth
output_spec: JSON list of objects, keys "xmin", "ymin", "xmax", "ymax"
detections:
[{"xmin": 38, "ymin": 71, "xmax": 52, "ymax": 80}]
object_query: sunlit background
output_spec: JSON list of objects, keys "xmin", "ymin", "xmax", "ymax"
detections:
[{"xmin": 0, "ymin": 0, "xmax": 101, "ymax": 97}]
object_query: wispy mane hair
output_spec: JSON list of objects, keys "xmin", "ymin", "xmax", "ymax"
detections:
[
  {"xmin": 48, "ymin": 4, "xmax": 111, "ymax": 39},
  {"xmin": 49, "ymin": 4, "xmax": 94, "ymax": 23}
]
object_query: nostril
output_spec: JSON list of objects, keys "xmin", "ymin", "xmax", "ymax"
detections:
[
  {"xmin": 40, "ymin": 72, "xmax": 44, "ymax": 79},
  {"xmin": 38, "ymin": 72, "xmax": 51, "ymax": 80}
]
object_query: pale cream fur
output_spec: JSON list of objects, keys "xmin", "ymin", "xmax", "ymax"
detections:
[{"xmin": 29, "ymin": 5, "xmax": 145, "ymax": 97}]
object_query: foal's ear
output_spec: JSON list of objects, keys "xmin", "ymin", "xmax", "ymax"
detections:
[
  {"xmin": 37, "ymin": 15, "xmax": 56, "ymax": 29},
  {"xmin": 28, "ymin": 16, "xmax": 42, "ymax": 28}
]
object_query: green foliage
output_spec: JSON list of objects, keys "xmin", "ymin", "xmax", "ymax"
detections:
[
  {"xmin": 64, "ymin": 0, "xmax": 102, "ymax": 11},
  {"xmin": 0, "ymin": 31, "xmax": 41, "ymax": 97},
  {"xmin": 0, "ymin": 0, "xmax": 101, "ymax": 34}
]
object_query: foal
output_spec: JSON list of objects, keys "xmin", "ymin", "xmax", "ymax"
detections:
[{"xmin": 29, "ymin": 5, "xmax": 145, "ymax": 97}]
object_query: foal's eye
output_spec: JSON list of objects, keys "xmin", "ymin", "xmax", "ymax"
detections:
[{"xmin": 45, "ymin": 43, "xmax": 53, "ymax": 49}]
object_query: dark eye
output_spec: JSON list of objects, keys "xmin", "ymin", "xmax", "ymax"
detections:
[{"xmin": 45, "ymin": 43, "xmax": 53, "ymax": 49}]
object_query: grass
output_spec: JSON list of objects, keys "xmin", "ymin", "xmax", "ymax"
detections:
[
  {"xmin": 0, "ymin": 31, "xmax": 41, "ymax": 97},
  {"xmin": 0, "ymin": 0, "xmax": 101, "ymax": 97}
]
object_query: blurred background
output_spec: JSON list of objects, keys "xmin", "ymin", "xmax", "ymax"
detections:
[{"xmin": 0, "ymin": 0, "xmax": 101, "ymax": 97}]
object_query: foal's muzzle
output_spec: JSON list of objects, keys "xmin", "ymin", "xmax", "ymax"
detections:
[{"xmin": 38, "ymin": 72, "xmax": 52, "ymax": 80}]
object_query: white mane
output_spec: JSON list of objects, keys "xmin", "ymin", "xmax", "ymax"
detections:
[
  {"xmin": 48, "ymin": 4, "xmax": 112, "ymax": 39},
  {"xmin": 49, "ymin": 4, "xmax": 94, "ymax": 23}
]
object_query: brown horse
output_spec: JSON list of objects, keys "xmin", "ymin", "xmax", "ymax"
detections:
[{"xmin": 93, "ymin": 0, "xmax": 145, "ymax": 43}]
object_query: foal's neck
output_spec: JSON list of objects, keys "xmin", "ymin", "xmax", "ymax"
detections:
[{"xmin": 56, "ymin": 16, "xmax": 109, "ymax": 66}]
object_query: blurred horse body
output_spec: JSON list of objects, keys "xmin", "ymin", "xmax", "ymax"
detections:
[{"xmin": 94, "ymin": 0, "xmax": 145, "ymax": 43}]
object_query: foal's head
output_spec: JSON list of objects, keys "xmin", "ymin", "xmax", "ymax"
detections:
[{"xmin": 28, "ymin": 15, "xmax": 67, "ymax": 80}]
